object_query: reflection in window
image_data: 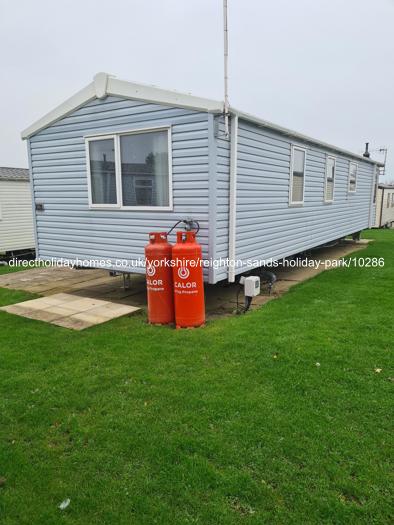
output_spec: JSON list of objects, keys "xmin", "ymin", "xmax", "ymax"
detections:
[
  {"xmin": 120, "ymin": 131, "xmax": 169, "ymax": 207},
  {"xmin": 89, "ymin": 138, "xmax": 117, "ymax": 204},
  {"xmin": 135, "ymin": 178, "xmax": 153, "ymax": 206}
]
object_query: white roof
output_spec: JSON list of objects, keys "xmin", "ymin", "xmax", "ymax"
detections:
[
  {"xmin": 21, "ymin": 72, "xmax": 382, "ymax": 166},
  {"xmin": 21, "ymin": 73, "xmax": 223, "ymax": 139}
]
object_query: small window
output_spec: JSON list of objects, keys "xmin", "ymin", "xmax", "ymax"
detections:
[
  {"xmin": 88, "ymin": 137, "xmax": 117, "ymax": 205},
  {"xmin": 290, "ymin": 146, "xmax": 306, "ymax": 204},
  {"xmin": 348, "ymin": 162, "xmax": 357, "ymax": 192},
  {"xmin": 325, "ymin": 156, "xmax": 335, "ymax": 202},
  {"xmin": 387, "ymin": 193, "xmax": 390, "ymax": 208},
  {"xmin": 391, "ymin": 194, "xmax": 394, "ymax": 208},
  {"xmin": 86, "ymin": 128, "xmax": 172, "ymax": 210},
  {"xmin": 120, "ymin": 130, "xmax": 169, "ymax": 207}
]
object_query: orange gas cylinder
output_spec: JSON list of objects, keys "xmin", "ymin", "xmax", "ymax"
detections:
[
  {"xmin": 145, "ymin": 232, "xmax": 174, "ymax": 324},
  {"xmin": 172, "ymin": 231, "xmax": 205, "ymax": 328}
]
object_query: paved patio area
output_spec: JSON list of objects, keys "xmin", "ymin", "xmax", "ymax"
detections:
[
  {"xmin": 1, "ymin": 293, "xmax": 140, "ymax": 330},
  {"xmin": 0, "ymin": 239, "xmax": 370, "ymax": 328}
]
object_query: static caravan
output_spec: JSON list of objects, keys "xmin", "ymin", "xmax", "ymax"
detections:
[
  {"xmin": 375, "ymin": 184, "xmax": 394, "ymax": 228},
  {"xmin": 22, "ymin": 73, "xmax": 382, "ymax": 284},
  {"xmin": 0, "ymin": 167, "xmax": 35, "ymax": 255}
]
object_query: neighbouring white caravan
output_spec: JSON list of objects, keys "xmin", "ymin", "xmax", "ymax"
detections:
[
  {"xmin": 22, "ymin": 73, "xmax": 383, "ymax": 283},
  {"xmin": 0, "ymin": 167, "xmax": 35, "ymax": 254},
  {"xmin": 375, "ymin": 184, "xmax": 394, "ymax": 228}
]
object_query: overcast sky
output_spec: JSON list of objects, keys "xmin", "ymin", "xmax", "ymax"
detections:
[{"xmin": 1, "ymin": 0, "xmax": 393, "ymax": 180}]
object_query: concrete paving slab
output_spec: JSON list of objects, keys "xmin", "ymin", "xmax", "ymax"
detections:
[
  {"xmin": 42, "ymin": 305, "xmax": 84, "ymax": 316},
  {"xmin": 11, "ymin": 297, "xmax": 55, "ymax": 310},
  {"xmin": 86, "ymin": 303, "xmax": 140, "ymax": 319},
  {"xmin": 1, "ymin": 304, "xmax": 62, "ymax": 322},
  {"xmin": 0, "ymin": 292, "xmax": 140, "ymax": 330},
  {"xmin": 51, "ymin": 316, "xmax": 94, "ymax": 330},
  {"xmin": 61, "ymin": 297, "xmax": 109, "ymax": 311},
  {"xmin": 69, "ymin": 312, "xmax": 110, "ymax": 325}
]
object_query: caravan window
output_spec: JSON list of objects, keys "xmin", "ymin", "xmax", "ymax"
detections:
[
  {"xmin": 325, "ymin": 156, "xmax": 336, "ymax": 202},
  {"xmin": 348, "ymin": 162, "xmax": 357, "ymax": 192},
  {"xmin": 290, "ymin": 146, "xmax": 306, "ymax": 205},
  {"xmin": 86, "ymin": 127, "xmax": 172, "ymax": 210},
  {"xmin": 120, "ymin": 130, "xmax": 170, "ymax": 208},
  {"xmin": 88, "ymin": 137, "xmax": 117, "ymax": 205}
]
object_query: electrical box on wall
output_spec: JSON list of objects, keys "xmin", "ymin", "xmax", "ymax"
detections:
[{"xmin": 239, "ymin": 276, "xmax": 260, "ymax": 297}]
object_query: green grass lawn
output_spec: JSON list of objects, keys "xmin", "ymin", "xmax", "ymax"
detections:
[
  {"xmin": 0, "ymin": 230, "xmax": 392, "ymax": 524},
  {"xmin": 0, "ymin": 261, "xmax": 37, "ymax": 276}
]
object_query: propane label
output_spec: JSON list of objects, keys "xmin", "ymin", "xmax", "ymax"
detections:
[
  {"xmin": 174, "ymin": 282, "xmax": 198, "ymax": 294},
  {"xmin": 147, "ymin": 278, "xmax": 164, "ymax": 291}
]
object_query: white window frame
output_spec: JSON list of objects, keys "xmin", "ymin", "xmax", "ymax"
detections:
[
  {"xmin": 85, "ymin": 126, "xmax": 173, "ymax": 211},
  {"xmin": 324, "ymin": 155, "xmax": 336, "ymax": 203},
  {"xmin": 289, "ymin": 145, "xmax": 307, "ymax": 206},
  {"xmin": 86, "ymin": 134, "xmax": 120, "ymax": 209},
  {"xmin": 348, "ymin": 161, "xmax": 358, "ymax": 193}
]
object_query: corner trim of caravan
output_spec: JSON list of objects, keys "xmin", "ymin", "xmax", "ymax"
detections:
[
  {"xmin": 26, "ymin": 138, "xmax": 39, "ymax": 255},
  {"xmin": 207, "ymin": 114, "xmax": 218, "ymax": 284},
  {"xmin": 228, "ymin": 114, "xmax": 238, "ymax": 283}
]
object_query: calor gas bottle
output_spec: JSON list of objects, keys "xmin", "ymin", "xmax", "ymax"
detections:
[
  {"xmin": 172, "ymin": 230, "xmax": 205, "ymax": 328},
  {"xmin": 145, "ymin": 232, "xmax": 174, "ymax": 324}
]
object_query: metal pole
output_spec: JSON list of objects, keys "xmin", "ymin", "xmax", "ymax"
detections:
[{"xmin": 223, "ymin": 0, "xmax": 230, "ymax": 138}]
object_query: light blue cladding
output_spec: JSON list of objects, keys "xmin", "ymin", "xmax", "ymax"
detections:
[
  {"xmin": 29, "ymin": 96, "xmax": 214, "ymax": 279},
  {"xmin": 232, "ymin": 118, "xmax": 376, "ymax": 273},
  {"xmin": 28, "ymin": 94, "xmax": 377, "ymax": 286}
]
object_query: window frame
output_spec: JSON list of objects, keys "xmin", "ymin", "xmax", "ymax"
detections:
[
  {"xmin": 324, "ymin": 155, "xmax": 336, "ymax": 203},
  {"xmin": 289, "ymin": 144, "xmax": 307, "ymax": 206},
  {"xmin": 85, "ymin": 126, "xmax": 173, "ymax": 211},
  {"xmin": 348, "ymin": 161, "xmax": 358, "ymax": 193},
  {"xmin": 86, "ymin": 134, "xmax": 120, "ymax": 209}
]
